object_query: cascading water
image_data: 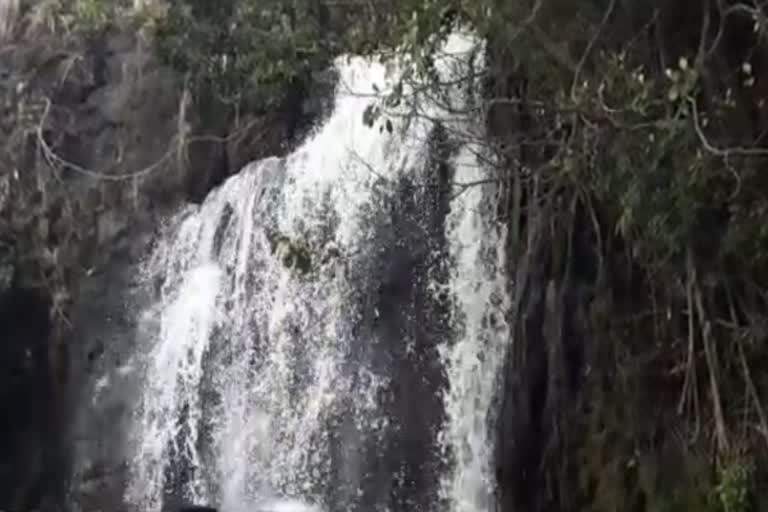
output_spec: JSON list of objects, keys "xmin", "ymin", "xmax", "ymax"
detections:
[{"xmin": 124, "ymin": 33, "xmax": 511, "ymax": 512}]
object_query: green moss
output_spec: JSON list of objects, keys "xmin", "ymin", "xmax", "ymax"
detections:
[
  {"xmin": 281, "ymin": 242, "xmax": 313, "ymax": 275},
  {"xmin": 267, "ymin": 232, "xmax": 314, "ymax": 276},
  {"xmin": 712, "ymin": 456, "xmax": 753, "ymax": 512}
]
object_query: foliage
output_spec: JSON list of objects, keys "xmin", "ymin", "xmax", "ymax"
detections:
[
  {"xmin": 267, "ymin": 232, "xmax": 313, "ymax": 275},
  {"xmin": 151, "ymin": 0, "xmax": 345, "ymax": 109},
  {"xmin": 712, "ymin": 456, "xmax": 753, "ymax": 512},
  {"xmin": 147, "ymin": 0, "xmax": 529, "ymax": 111},
  {"xmin": 21, "ymin": 0, "xmax": 141, "ymax": 35}
]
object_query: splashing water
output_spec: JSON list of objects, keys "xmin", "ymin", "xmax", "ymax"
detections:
[{"xmin": 124, "ymin": 33, "xmax": 511, "ymax": 512}]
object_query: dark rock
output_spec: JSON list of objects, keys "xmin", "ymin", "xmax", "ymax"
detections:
[
  {"xmin": 66, "ymin": 219, "xmax": 158, "ymax": 512},
  {"xmin": 177, "ymin": 506, "xmax": 217, "ymax": 512},
  {"xmin": 0, "ymin": 285, "xmax": 61, "ymax": 511},
  {"xmin": 493, "ymin": 199, "xmax": 595, "ymax": 512}
]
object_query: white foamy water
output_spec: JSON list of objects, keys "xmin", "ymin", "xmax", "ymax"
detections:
[
  {"xmin": 438, "ymin": 142, "xmax": 510, "ymax": 512},
  {"xmin": 124, "ymin": 33, "xmax": 510, "ymax": 512}
]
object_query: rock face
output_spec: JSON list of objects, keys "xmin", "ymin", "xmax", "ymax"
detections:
[
  {"xmin": 494, "ymin": 212, "xmax": 593, "ymax": 512},
  {"xmin": 65, "ymin": 218, "xmax": 157, "ymax": 512},
  {"xmin": 177, "ymin": 507, "xmax": 217, "ymax": 512},
  {"xmin": 0, "ymin": 285, "xmax": 60, "ymax": 511},
  {"xmin": 0, "ymin": 22, "xmax": 334, "ymax": 512},
  {"xmin": 0, "ymin": 26, "xmax": 181, "ymax": 510}
]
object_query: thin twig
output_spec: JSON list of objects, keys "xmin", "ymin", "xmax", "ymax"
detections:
[
  {"xmin": 688, "ymin": 95, "xmax": 768, "ymax": 157},
  {"xmin": 726, "ymin": 283, "xmax": 768, "ymax": 447},
  {"xmin": 678, "ymin": 249, "xmax": 698, "ymax": 420},
  {"xmin": 571, "ymin": 0, "xmax": 617, "ymax": 102},
  {"xmin": 692, "ymin": 269, "xmax": 729, "ymax": 454},
  {"xmin": 695, "ymin": 0, "xmax": 712, "ymax": 69},
  {"xmin": 37, "ymin": 97, "xmax": 176, "ymax": 181},
  {"xmin": 36, "ymin": 96, "xmax": 264, "ymax": 182}
]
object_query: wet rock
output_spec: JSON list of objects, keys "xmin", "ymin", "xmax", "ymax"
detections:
[
  {"xmin": 494, "ymin": 202, "xmax": 594, "ymax": 512},
  {"xmin": 0, "ymin": 286, "xmax": 59, "ymax": 511},
  {"xmin": 0, "ymin": 262, "xmax": 13, "ymax": 290},
  {"xmin": 96, "ymin": 209, "xmax": 128, "ymax": 246}
]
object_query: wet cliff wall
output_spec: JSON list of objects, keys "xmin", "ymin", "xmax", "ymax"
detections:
[{"xmin": 0, "ymin": 13, "xmax": 333, "ymax": 510}]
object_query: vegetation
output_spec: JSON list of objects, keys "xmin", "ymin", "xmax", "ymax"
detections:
[{"xmin": 151, "ymin": 1, "xmax": 331, "ymax": 109}]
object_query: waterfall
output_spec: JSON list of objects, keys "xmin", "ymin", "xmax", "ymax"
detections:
[{"xmin": 124, "ymin": 33, "xmax": 511, "ymax": 512}]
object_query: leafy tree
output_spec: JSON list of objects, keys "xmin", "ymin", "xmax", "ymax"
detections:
[{"xmin": 153, "ymin": 0, "xmax": 348, "ymax": 110}]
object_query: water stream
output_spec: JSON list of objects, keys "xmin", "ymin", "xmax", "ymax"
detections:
[{"xmin": 123, "ymin": 33, "xmax": 511, "ymax": 512}]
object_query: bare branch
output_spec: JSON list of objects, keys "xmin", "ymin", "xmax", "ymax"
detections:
[
  {"xmin": 571, "ymin": 0, "xmax": 617, "ymax": 102},
  {"xmin": 688, "ymin": 96, "xmax": 768, "ymax": 157},
  {"xmin": 37, "ymin": 97, "xmax": 176, "ymax": 181},
  {"xmin": 35, "ymin": 96, "xmax": 266, "ymax": 183}
]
